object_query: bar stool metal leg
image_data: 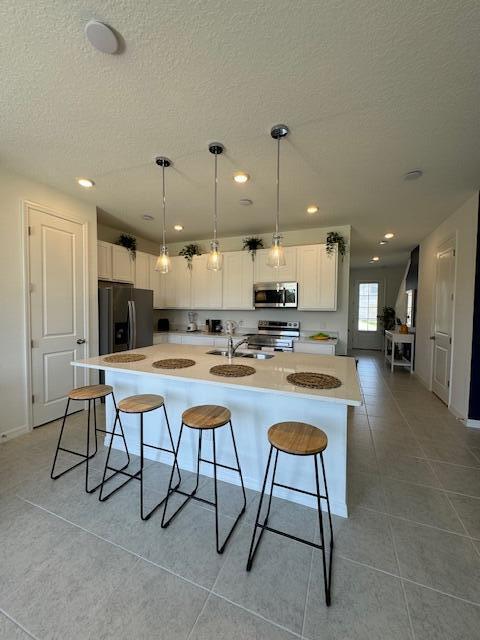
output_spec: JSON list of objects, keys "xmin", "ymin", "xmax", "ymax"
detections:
[{"xmin": 314, "ymin": 454, "xmax": 332, "ymax": 606}]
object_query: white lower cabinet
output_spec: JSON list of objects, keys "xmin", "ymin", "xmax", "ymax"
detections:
[
  {"xmin": 222, "ymin": 251, "xmax": 254, "ymax": 309},
  {"xmin": 153, "ymin": 333, "xmax": 167, "ymax": 345},
  {"xmin": 181, "ymin": 335, "xmax": 215, "ymax": 346},
  {"xmin": 254, "ymin": 247, "xmax": 297, "ymax": 283},
  {"xmin": 191, "ymin": 254, "xmax": 223, "ymax": 309},
  {"xmin": 294, "ymin": 341, "xmax": 336, "ymax": 355},
  {"xmin": 297, "ymin": 244, "xmax": 337, "ymax": 311}
]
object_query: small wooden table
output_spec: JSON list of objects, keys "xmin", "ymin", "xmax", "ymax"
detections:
[{"xmin": 384, "ymin": 330, "xmax": 414, "ymax": 373}]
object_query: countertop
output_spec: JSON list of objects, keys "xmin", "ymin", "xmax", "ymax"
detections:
[{"xmin": 73, "ymin": 344, "xmax": 361, "ymax": 406}]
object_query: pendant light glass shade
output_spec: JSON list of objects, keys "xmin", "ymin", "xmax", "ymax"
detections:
[
  {"xmin": 206, "ymin": 240, "xmax": 223, "ymax": 271},
  {"xmin": 267, "ymin": 124, "xmax": 289, "ymax": 269},
  {"xmin": 266, "ymin": 234, "xmax": 286, "ymax": 267},
  {"xmin": 154, "ymin": 156, "xmax": 172, "ymax": 274},
  {"xmin": 207, "ymin": 142, "xmax": 224, "ymax": 272},
  {"xmin": 155, "ymin": 246, "xmax": 171, "ymax": 273}
]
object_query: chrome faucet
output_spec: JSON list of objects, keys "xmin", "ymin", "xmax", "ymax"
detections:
[{"xmin": 227, "ymin": 336, "xmax": 249, "ymax": 358}]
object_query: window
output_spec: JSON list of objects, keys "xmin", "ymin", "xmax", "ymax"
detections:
[
  {"xmin": 406, "ymin": 289, "xmax": 414, "ymax": 328},
  {"xmin": 358, "ymin": 282, "xmax": 379, "ymax": 332}
]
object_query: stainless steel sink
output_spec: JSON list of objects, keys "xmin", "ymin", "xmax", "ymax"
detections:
[
  {"xmin": 206, "ymin": 349, "xmax": 274, "ymax": 360},
  {"xmin": 241, "ymin": 352, "xmax": 274, "ymax": 360}
]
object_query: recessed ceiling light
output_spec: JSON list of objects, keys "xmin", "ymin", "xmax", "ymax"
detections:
[
  {"xmin": 173, "ymin": 224, "xmax": 183, "ymax": 231},
  {"xmin": 372, "ymin": 256, "xmax": 380, "ymax": 261},
  {"xmin": 379, "ymin": 240, "xmax": 388, "ymax": 245},
  {"xmin": 239, "ymin": 198, "xmax": 253, "ymax": 206},
  {"xmin": 307, "ymin": 205, "xmax": 319, "ymax": 214},
  {"xmin": 85, "ymin": 20, "xmax": 119, "ymax": 54},
  {"xmin": 77, "ymin": 178, "xmax": 95, "ymax": 188},
  {"xmin": 142, "ymin": 214, "xmax": 154, "ymax": 221},
  {"xmin": 404, "ymin": 169, "xmax": 423, "ymax": 181},
  {"xmin": 384, "ymin": 233, "xmax": 394, "ymax": 239},
  {"xmin": 233, "ymin": 172, "xmax": 250, "ymax": 184}
]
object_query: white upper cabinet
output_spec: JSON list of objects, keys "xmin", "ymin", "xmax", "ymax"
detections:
[
  {"xmin": 164, "ymin": 256, "xmax": 191, "ymax": 308},
  {"xmin": 112, "ymin": 245, "xmax": 135, "ymax": 283},
  {"xmin": 222, "ymin": 251, "xmax": 254, "ymax": 309},
  {"xmin": 254, "ymin": 247, "xmax": 297, "ymax": 283},
  {"xmin": 191, "ymin": 254, "xmax": 223, "ymax": 309},
  {"xmin": 297, "ymin": 243, "xmax": 337, "ymax": 311},
  {"xmin": 97, "ymin": 241, "xmax": 112, "ymax": 280},
  {"xmin": 149, "ymin": 255, "xmax": 165, "ymax": 309},
  {"xmin": 134, "ymin": 251, "xmax": 151, "ymax": 290}
]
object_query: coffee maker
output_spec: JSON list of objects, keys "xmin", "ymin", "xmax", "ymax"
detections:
[{"xmin": 206, "ymin": 319, "xmax": 222, "ymax": 333}]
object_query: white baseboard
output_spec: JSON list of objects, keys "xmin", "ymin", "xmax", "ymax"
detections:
[
  {"xmin": 465, "ymin": 418, "xmax": 480, "ymax": 429},
  {"xmin": 0, "ymin": 424, "xmax": 29, "ymax": 443}
]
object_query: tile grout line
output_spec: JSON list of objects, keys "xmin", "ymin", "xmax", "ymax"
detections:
[
  {"xmin": 361, "ymin": 372, "xmax": 417, "ymax": 640},
  {"xmin": 0, "ymin": 608, "xmax": 41, "ymax": 640},
  {"xmin": 300, "ymin": 547, "xmax": 314, "ymax": 639}
]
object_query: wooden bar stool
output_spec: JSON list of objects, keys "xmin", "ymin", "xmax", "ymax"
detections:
[
  {"xmin": 161, "ymin": 404, "xmax": 246, "ymax": 554},
  {"xmin": 50, "ymin": 384, "xmax": 130, "ymax": 493},
  {"xmin": 246, "ymin": 421, "xmax": 334, "ymax": 606},
  {"xmin": 99, "ymin": 394, "xmax": 181, "ymax": 521}
]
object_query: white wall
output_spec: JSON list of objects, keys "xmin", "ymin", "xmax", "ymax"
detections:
[
  {"xmin": 415, "ymin": 193, "xmax": 478, "ymax": 419},
  {"xmin": 154, "ymin": 225, "xmax": 352, "ymax": 354},
  {"xmin": 0, "ymin": 167, "xmax": 98, "ymax": 440}
]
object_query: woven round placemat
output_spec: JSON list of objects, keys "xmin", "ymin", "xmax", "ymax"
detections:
[
  {"xmin": 210, "ymin": 364, "xmax": 256, "ymax": 377},
  {"xmin": 287, "ymin": 372, "xmax": 342, "ymax": 389},
  {"xmin": 152, "ymin": 358, "xmax": 196, "ymax": 369},
  {"xmin": 103, "ymin": 353, "xmax": 146, "ymax": 363}
]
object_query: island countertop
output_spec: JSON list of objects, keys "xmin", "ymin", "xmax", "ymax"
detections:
[{"xmin": 73, "ymin": 343, "xmax": 362, "ymax": 406}]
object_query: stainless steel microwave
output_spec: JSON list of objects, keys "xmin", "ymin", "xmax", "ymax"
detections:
[{"xmin": 253, "ymin": 282, "xmax": 298, "ymax": 308}]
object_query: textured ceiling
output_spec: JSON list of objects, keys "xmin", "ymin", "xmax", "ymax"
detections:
[{"xmin": 1, "ymin": 1, "xmax": 479, "ymax": 267}]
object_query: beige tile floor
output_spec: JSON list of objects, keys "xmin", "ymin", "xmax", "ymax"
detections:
[{"xmin": 1, "ymin": 350, "xmax": 480, "ymax": 639}]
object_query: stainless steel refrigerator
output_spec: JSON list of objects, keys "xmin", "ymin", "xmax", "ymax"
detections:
[{"xmin": 98, "ymin": 282, "xmax": 153, "ymax": 355}]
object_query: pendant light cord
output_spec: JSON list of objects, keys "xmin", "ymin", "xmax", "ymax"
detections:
[
  {"xmin": 213, "ymin": 150, "xmax": 218, "ymax": 243},
  {"xmin": 275, "ymin": 135, "xmax": 280, "ymax": 237},
  {"xmin": 162, "ymin": 164, "xmax": 166, "ymax": 249}
]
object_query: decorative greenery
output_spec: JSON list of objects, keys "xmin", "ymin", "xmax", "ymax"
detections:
[
  {"xmin": 326, "ymin": 232, "xmax": 347, "ymax": 259},
  {"xmin": 179, "ymin": 243, "xmax": 202, "ymax": 269},
  {"xmin": 242, "ymin": 236, "xmax": 264, "ymax": 261},
  {"xmin": 378, "ymin": 306, "xmax": 397, "ymax": 331},
  {"xmin": 118, "ymin": 233, "xmax": 137, "ymax": 259}
]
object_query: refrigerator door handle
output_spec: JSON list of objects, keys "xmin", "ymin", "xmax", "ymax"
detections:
[{"xmin": 128, "ymin": 300, "xmax": 137, "ymax": 349}]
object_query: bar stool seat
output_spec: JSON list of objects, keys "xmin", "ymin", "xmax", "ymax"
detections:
[
  {"xmin": 51, "ymin": 384, "xmax": 130, "ymax": 494},
  {"xmin": 99, "ymin": 393, "xmax": 180, "ymax": 520},
  {"xmin": 182, "ymin": 405, "xmax": 231, "ymax": 429},
  {"xmin": 118, "ymin": 394, "xmax": 165, "ymax": 414},
  {"xmin": 69, "ymin": 384, "xmax": 113, "ymax": 401},
  {"xmin": 268, "ymin": 422, "xmax": 327, "ymax": 456}
]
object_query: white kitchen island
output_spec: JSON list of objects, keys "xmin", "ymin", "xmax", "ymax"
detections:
[{"xmin": 73, "ymin": 344, "xmax": 362, "ymax": 517}]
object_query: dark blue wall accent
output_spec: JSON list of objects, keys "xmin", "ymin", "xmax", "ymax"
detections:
[{"xmin": 468, "ymin": 193, "xmax": 480, "ymax": 420}]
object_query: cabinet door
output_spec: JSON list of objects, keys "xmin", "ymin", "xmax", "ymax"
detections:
[
  {"xmin": 153, "ymin": 333, "xmax": 167, "ymax": 345},
  {"xmin": 222, "ymin": 251, "xmax": 254, "ymax": 309},
  {"xmin": 191, "ymin": 254, "xmax": 222, "ymax": 309},
  {"xmin": 297, "ymin": 245, "xmax": 320, "ymax": 310},
  {"xmin": 254, "ymin": 247, "xmax": 297, "ymax": 283},
  {"xmin": 97, "ymin": 241, "xmax": 112, "ymax": 280},
  {"xmin": 134, "ymin": 251, "xmax": 151, "ymax": 290},
  {"xmin": 294, "ymin": 341, "xmax": 335, "ymax": 355},
  {"xmin": 112, "ymin": 245, "xmax": 134, "ymax": 283},
  {"xmin": 318, "ymin": 243, "xmax": 338, "ymax": 310},
  {"xmin": 181, "ymin": 335, "xmax": 215, "ymax": 346},
  {"xmin": 149, "ymin": 255, "xmax": 165, "ymax": 308},
  {"xmin": 175, "ymin": 256, "xmax": 192, "ymax": 308}
]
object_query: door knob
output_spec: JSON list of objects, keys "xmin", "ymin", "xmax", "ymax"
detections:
[
  {"xmin": 429, "ymin": 336, "xmax": 435, "ymax": 340},
  {"xmin": 76, "ymin": 338, "xmax": 86, "ymax": 344}
]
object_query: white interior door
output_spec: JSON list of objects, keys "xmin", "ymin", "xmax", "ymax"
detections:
[
  {"xmin": 352, "ymin": 280, "xmax": 385, "ymax": 350},
  {"xmin": 432, "ymin": 240, "xmax": 455, "ymax": 404},
  {"xmin": 29, "ymin": 205, "xmax": 88, "ymax": 426}
]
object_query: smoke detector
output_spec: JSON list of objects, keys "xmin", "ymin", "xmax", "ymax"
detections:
[{"xmin": 85, "ymin": 20, "xmax": 119, "ymax": 54}]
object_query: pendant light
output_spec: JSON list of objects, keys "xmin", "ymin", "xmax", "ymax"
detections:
[
  {"xmin": 154, "ymin": 156, "xmax": 172, "ymax": 273},
  {"xmin": 267, "ymin": 124, "xmax": 289, "ymax": 268},
  {"xmin": 207, "ymin": 142, "xmax": 224, "ymax": 271}
]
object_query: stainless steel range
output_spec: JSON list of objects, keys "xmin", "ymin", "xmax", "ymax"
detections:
[{"xmin": 246, "ymin": 320, "xmax": 300, "ymax": 352}]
